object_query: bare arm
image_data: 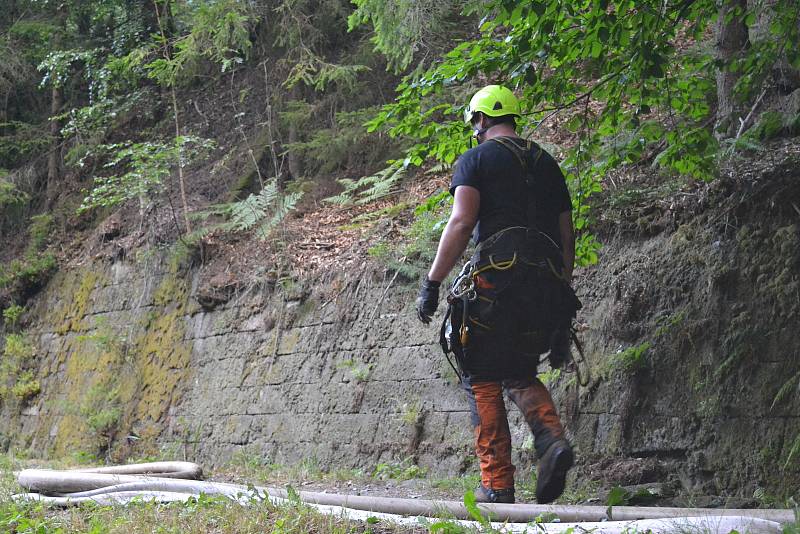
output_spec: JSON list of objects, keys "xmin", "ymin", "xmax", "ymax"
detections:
[
  {"xmin": 427, "ymin": 186, "xmax": 480, "ymax": 282},
  {"xmin": 559, "ymin": 210, "xmax": 575, "ymax": 281}
]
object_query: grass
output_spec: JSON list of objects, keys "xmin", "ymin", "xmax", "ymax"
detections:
[
  {"xmin": 0, "ymin": 493, "xmax": 425, "ymax": 533},
  {"xmin": 0, "ymin": 454, "xmax": 423, "ymax": 533},
  {"xmin": 0, "ymin": 451, "xmax": 604, "ymax": 533}
]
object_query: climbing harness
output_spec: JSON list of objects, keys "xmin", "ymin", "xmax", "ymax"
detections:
[
  {"xmin": 450, "ymin": 261, "xmax": 477, "ymax": 301},
  {"xmin": 438, "ymin": 136, "xmax": 587, "ymax": 382}
]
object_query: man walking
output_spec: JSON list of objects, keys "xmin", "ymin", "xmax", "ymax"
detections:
[{"xmin": 416, "ymin": 85, "xmax": 577, "ymax": 504}]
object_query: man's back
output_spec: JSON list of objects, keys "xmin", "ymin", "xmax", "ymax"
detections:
[{"xmin": 449, "ymin": 137, "xmax": 571, "ymax": 246}]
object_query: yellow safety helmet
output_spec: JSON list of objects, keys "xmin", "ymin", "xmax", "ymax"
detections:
[{"xmin": 463, "ymin": 85, "xmax": 522, "ymax": 124}]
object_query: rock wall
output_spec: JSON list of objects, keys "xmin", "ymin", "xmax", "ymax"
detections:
[
  {"xmin": 0, "ymin": 257, "xmax": 481, "ymax": 473},
  {"xmin": 2, "ymin": 153, "xmax": 799, "ymax": 500},
  {"xmin": 567, "ymin": 156, "xmax": 800, "ymax": 500}
]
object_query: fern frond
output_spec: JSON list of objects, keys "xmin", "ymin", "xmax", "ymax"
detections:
[
  {"xmin": 355, "ymin": 163, "xmax": 405, "ymax": 204},
  {"xmin": 229, "ymin": 192, "xmax": 267, "ymax": 231},
  {"xmin": 254, "ymin": 189, "xmax": 304, "ymax": 240},
  {"xmin": 785, "ymin": 432, "xmax": 800, "ymax": 470},
  {"xmin": 323, "ymin": 163, "xmax": 405, "ymax": 206},
  {"xmin": 771, "ymin": 370, "xmax": 800, "ymax": 410},
  {"xmin": 189, "ymin": 202, "xmax": 233, "ymax": 221},
  {"xmin": 425, "ymin": 162, "xmax": 452, "ymax": 174},
  {"xmin": 323, "ymin": 193, "xmax": 354, "ymax": 205}
]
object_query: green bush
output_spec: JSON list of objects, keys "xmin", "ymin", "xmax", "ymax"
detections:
[
  {"xmin": 0, "ymin": 333, "xmax": 37, "ymax": 402},
  {"xmin": 0, "ymin": 178, "xmax": 28, "ymax": 230},
  {"xmin": 80, "ymin": 382, "xmax": 122, "ymax": 437},
  {"xmin": 372, "ymin": 457, "xmax": 426, "ymax": 481},
  {"xmin": 0, "ymin": 177, "xmax": 28, "ymax": 210},
  {"xmin": 2, "ymin": 304, "xmax": 23, "ymax": 326},
  {"xmin": 10, "ymin": 370, "xmax": 40, "ymax": 400},
  {"xmin": 751, "ymin": 111, "xmax": 784, "ymax": 141},
  {"xmin": 27, "ymin": 213, "xmax": 53, "ymax": 252},
  {"xmin": 0, "ymin": 253, "xmax": 57, "ymax": 292},
  {"xmin": 612, "ymin": 342, "xmax": 651, "ymax": 373},
  {"xmin": 0, "ymin": 121, "xmax": 50, "ymax": 169}
]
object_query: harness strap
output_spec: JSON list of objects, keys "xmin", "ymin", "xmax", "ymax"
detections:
[
  {"xmin": 490, "ymin": 136, "xmax": 545, "ymax": 179},
  {"xmin": 571, "ymin": 328, "xmax": 590, "ymax": 387},
  {"xmin": 438, "ymin": 305, "xmax": 464, "ymax": 383},
  {"xmin": 488, "ymin": 136, "xmax": 547, "ymax": 243}
]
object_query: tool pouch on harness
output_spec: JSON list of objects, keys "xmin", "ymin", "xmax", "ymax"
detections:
[{"xmin": 439, "ymin": 229, "xmax": 582, "ymax": 379}]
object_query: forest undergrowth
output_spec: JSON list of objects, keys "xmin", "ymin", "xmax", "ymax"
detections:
[{"xmin": 1, "ymin": 0, "xmax": 800, "ymax": 530}]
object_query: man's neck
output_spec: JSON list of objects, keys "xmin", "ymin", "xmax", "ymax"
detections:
[{"xmin": 482, "ymin": 124, "xmax": 519, "ymax": 141}]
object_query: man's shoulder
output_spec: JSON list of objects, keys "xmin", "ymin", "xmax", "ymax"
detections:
[{"xmin": 458, "ymin": 144, "xmax": 485, "ymax": 162}]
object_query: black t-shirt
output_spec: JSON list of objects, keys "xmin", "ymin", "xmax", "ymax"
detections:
[{"xmin": 449, "ymin": 136, "xmax": 571, "ymax": 246}]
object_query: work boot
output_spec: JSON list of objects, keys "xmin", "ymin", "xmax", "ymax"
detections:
[
  {"xmin": 475, "ymin": 483, "xmax": 515, "ymax": 504},
  {"xmin": 535, "ymin": 440, "xmax": 574, "ymax": 504}
]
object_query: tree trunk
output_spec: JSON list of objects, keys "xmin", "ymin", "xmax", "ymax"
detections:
[
  {"xmin": 286, "ymin": 86, "xmax": 303, "ymax": 184},
  {"xmin": 715, "ymin": 0, "xmax": 750, "ymax": 139},
  {"xmin": 46, "ymin": 84, "xmax": 63, "ymax": 207},
  {"xmin": 46, "ymin": 4, "xmax": 67, "ymax": 207}
]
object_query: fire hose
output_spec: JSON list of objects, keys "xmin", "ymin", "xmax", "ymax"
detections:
[{"xmin": 13, "ymin": 462, "xmax": 794, "ymax": 533}]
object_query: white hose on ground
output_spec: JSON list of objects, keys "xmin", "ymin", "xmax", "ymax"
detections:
[
  {"xmin": 14, "ymin": 464, "xmax": 793, "ymax": 533},
  {"xmin": 71, "ymin": 461, "xmax": 202, "ymax": 479}
]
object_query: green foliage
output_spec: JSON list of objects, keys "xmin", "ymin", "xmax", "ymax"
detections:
[
  {"xmin": 273, "ymin": 0, "xmax": 369, "ymax": 92},
  {"xmin": 285, "ymin": 60, "xmax": 369, "ymax": 92},
  {"xmin": 362, "ymin": 0, "xmax": 800, "ymax": 268},
  {"xmin": 2, "ymin": 304, "xmax": 24, "ymax": 327},
  {"xmin": 0, "ymin": 333, "xmax": 39, "ymax": 402},
  {"xmin": 199, "ymin": 179, "xmax": 303, "ymax": 240},
  {"xmin": 7, "ymin": 19, "xmax": 60, "ymax": 65},
  {"xmin": 0, "ymin": 177, "xmax": 29, "ymax": 228},
  {"xmin": 39, "ymin": 48, "xmax": 101, "ymax": 89},
  {"xmin": 751, "ymin": 111, "xmax": 785, "ymax": 141},
  {"xmin": 0, "ymin": 501, "xmax": 55, "ymax": 534},
  {"xmin": 368, "ymin": 189, "xmax": 451, "ymax": 278},
  {"xmin": 605, "ymin": 485, "xmax": 629, "ymax": 519},
  {"xmin": 77, "ymin": 315, "xmax": 128, "ymax": 357},
  {"xmin": 347, "ymin": 0, "xmax": 462, "ymax": 72},
  {"xmin": 324, "ymin": 161, "xmax": 407, "ymax": 205},
  {"xmin": 61, "ymin": 90, "xmax": 153, "ymax": 149},
  {"xmin": 0, "ymin": 253, "xmax": 58, "ymax": 293},
  {"xmin": 78, "ymin": 136, "xmax": 214, "ymax": 213},
  {"xmin": 609, "ymin": 342, "xmax": 651, "ymax": 374},
  {"xmin": 427, "ymin": 490, "xmax": 501, "ymax": 532},
  {"xmin": 143, "ymin": 0, "xmax": 254, "ymax": 87},
  {"xmin": 0, "ymin": 121, "xmax": 50, "ymax": 169},
  {"xmin": 772, "ymin": 370, "xmax": 800, "ymax": 411},
  {"xmin": 80, "ymin": 382, "xmax": 122, "ymax": 437},
  {"xmin": 372, "ymin": 457, "xmax": 426, "ymax": 481},
  {"xmin": 10, "ymin": 370, "xmax": 40, "ymax": 400},
  {"xmin": 28, "ymin": 214, "xmax": 53, "ymax": 253},
  {"xmin": 282, "ymin": 106, "xmax": 392, "ymax": 177},
  {"xmin": 771, "ymin": 370, "xmax": 800, "ymax": 470},
  {"xmin": 398, "ymin": 400, "xmax": 421, "ymax": 425},
  {"xmin": 538, "ymin": 368, "xmax": 561, "ymax": 386},
  {"xmin": 336, "ymin": 358, "xmax": 373, "ymax": 382}
]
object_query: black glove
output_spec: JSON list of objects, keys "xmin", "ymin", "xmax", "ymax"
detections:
[
  {"xmin": 416, "ymin": 276, "xmax": 441, "ymax": 324},
  {"xmin": 547, "ymin": 328, "xmax": 572, "ymax": 369}
]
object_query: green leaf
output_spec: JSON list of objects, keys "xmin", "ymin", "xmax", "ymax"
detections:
[{"xmin": 607, "ymin": 486, "xmax": 629, "ymax": 507}]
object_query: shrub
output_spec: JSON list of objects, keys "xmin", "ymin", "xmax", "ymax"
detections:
[
  {"xmin": 2, "ymin": 304, "xmax": 23, "ymax": 327},
  {"xmin": 0, "ymin": 333, "xmax": 37, "ymax": 402}
]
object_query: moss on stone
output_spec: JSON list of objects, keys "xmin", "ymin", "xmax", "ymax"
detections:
[
  {"xmin": 52, "ymin": 270, "xmax": 104, "ymax": 335},
  {"xmin": 36, "ymin": 265, "xmax": 194, "ymax": 459}
]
